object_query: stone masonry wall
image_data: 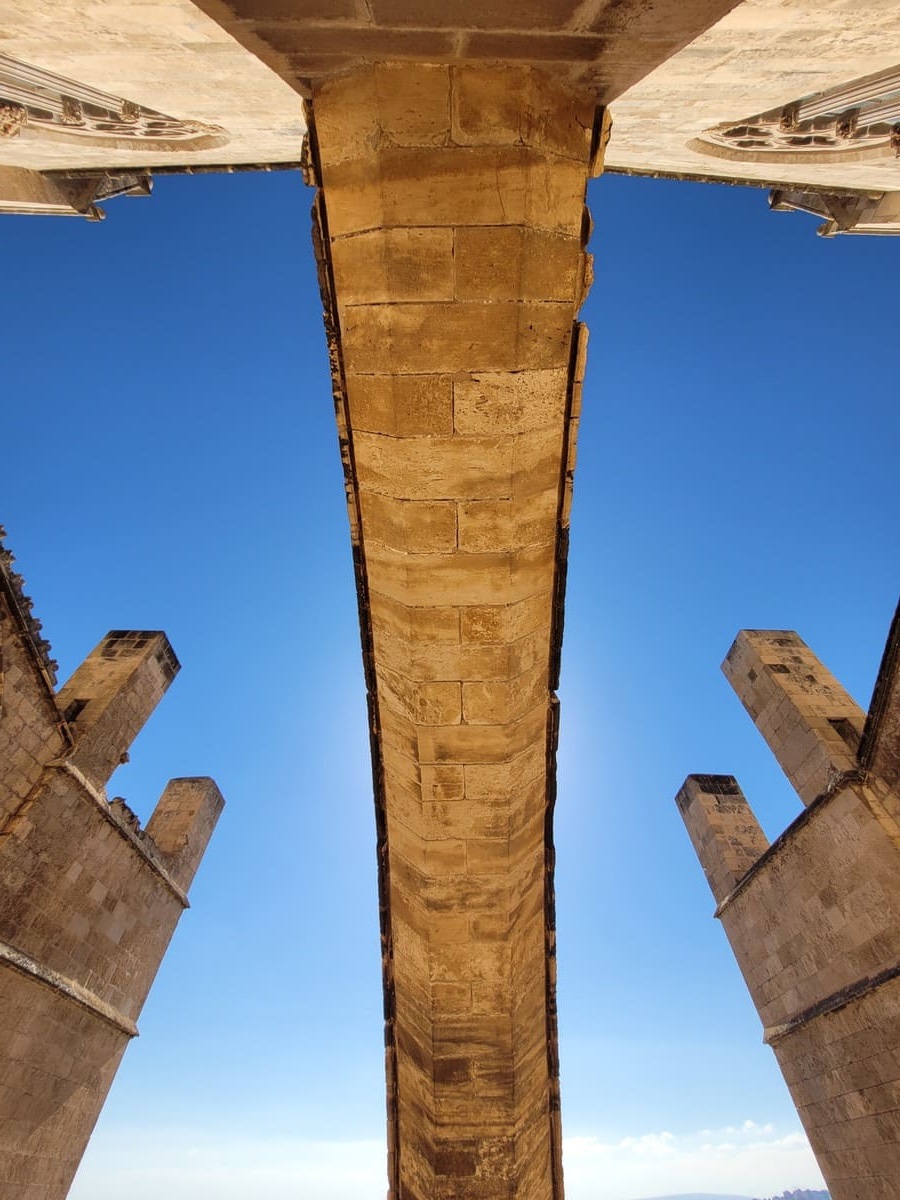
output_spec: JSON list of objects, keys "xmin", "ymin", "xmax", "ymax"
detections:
[
  {"xmin": 677, "ymin": 628, "xmax": 900, "ymax": 1200},
  {"xmin": 0, "ymin": 552, "xmax": 223, "ymax": 1200},
  {"xmin": 0, "ymin": 542, "xmax": 67, "ymax": 828},
  {"xmin": 0, "ymin": 966, "xmax": 130, "ymax": 1198},
  {"xmin": 308, "ymin": 62, "xmax": 599, "ymax": 1200}
]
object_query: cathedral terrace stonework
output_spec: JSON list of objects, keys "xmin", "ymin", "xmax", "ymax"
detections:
[{"xmin": 1, "ymin": 3, "xmax": 899, "ymax": 1198}]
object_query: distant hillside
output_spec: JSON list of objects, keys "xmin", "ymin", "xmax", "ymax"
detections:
[
  {"xmin": 637, "ymin": 1193, "xmax": 751, "ymax": 1200},
  {"xmin": 638, "ymin": 1191, "xmax": 829, "ymax": 1200},
  {"xmin": 757, "ymin": 1192, "xmax": 829, "ymax": 1200}
]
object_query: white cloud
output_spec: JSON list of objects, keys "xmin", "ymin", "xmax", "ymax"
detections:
[
  {"xmin": 563, "ymin": 1121, "xmax": 826, "ymax": 1199},
  {"xmin": 69, "ymin": 1120, "xmax": 825, "ymax": 1200},
  {"xmin": 69, "ymin": 1135, "xmax": 388, "ymax": 1200}
]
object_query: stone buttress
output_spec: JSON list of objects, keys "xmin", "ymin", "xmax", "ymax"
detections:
[
  {"xmin": 677, "ymin": 612, "xmax": 900, "ymax": 1200},
  {"xmin": 0, "ymin": 533, "xmax": 223, "ymax": 1200},
  {"xmin": 305, "ymin": 64, "xmax": 600, "ymax": 1200}
]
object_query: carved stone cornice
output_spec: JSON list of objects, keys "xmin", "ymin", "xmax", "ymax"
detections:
[{"xmin": 0, "ymin": 53, "xmax": 226, "ymax": 152}]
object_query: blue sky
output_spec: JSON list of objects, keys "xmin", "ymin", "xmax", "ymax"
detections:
[{"xmin": 2, "ymin": 168, "xmax": 896, "ymax": 1198}]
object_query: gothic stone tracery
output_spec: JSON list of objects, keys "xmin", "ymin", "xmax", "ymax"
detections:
[{"xmin": 697, "ymin": 64, "xmax": 900, "ymax": 162}]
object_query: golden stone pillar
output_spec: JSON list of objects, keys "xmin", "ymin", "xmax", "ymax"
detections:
[{"xmin": 306, "ymin": 63, "xmax": 599, "ymax": 1200}]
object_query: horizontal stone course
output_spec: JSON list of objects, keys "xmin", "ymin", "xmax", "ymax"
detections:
[
  {"xmin": 341, "ymin": 300, "xmax": 574, "ymax": 374},
  {"xmin": 322, "ymin": 146, "xmax": 587, "ymax": 236}
]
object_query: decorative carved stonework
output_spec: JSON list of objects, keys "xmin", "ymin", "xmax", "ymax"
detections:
[
  {"xmin": 695, "ymin": 65, "xmax": 900, "ymax": 163},
  {"xmin": 0, "ymin": 525, "xmax": 58, "ymax": 687},
  {"xmin": 0, "ymin": 53, "xmax": 225, "ymax": 151},
  {"xmin": 769, "ymin": 187, "xmax": 900, "ymax": 238},
  {"xmin": 0, "ymin": 104, "xmax": 26, "ymax": 138}
]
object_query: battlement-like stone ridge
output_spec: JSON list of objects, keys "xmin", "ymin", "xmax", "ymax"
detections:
[{"xmin": 0, "ymin": 524, "xmax": 58, "ymax": 687}]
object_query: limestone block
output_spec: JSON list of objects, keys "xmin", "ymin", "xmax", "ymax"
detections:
[
  {"xmin": 373, "ymin": 627, "xmax": 514, "ymax": 681},
  {"xmin": 449, "ymin": 60, "xmax": 596, "ymax": 161},
  {"xmin": 365, "ymin": 545, "xmax": 520, "ymax": 607},
  {"xmin": 412, "ymin": 681, "xmax": 464, "ymax": 729},
  {"xmin": 393, "ymin": 912, "xmax": 431, "ymax": 973},
  {"xmin": 454, "ymin": 227, "xmax": 582, "ymax": 302},
  {"xmin": 417, "ymin": 705, "xmax": 546, "ymax": 765},
  {"xmin": 377, "ymin": 668, "xmax": 463, "ymax": 726},
  {"xmin": 312, "ymin": 67, "xmax": 380, "ymax": 165},
  {"xmin": 451, "ymin": 63, "xmax": 537, "ymax": 146},
  {"xmin": 429, "ymin": 914, "xmax": 470, "ymax": 943},
  {"xmin": 511, "ymin": 428, "xmax": 571, "ymax": 500},
  {"xmin": 462, "ymin": 673, "xmax": 547, "ymax": 725},
  {"xmin": 424, "ymin": 841, "xmax": 467, "ymax": 876},
  {"xmin": 381, "ymin": 742, "xmax": 422, "ymax": 791},
  {"xmin": 433, "ymin": 1054, "xmax": 475, "ymax": 1085},
  {"xmin": 346, "ymin": 374, "xmax": 454, "ymax": 437},
  {"xmin": 417, "ymin": 863, "xmax": 512, "ymax": 912},
  {"xmin": 369, "ymin": 592, "xmax": 460, "ymax": 645},
  {"xmin": 453, "ymin": 368, "xmax": 569, "ymax": 436},
  {"xmin": 383, "ymin": 787, "xmax": 427, "ymax": 849},
  {"xmin": 470, "ymin": 914, "xmax": 509, "ymax": 942},
  {"xmin": 353, "ymin": 432, "xmax": 513, "ymax": 500},
  {"xmin": 460, "ymin": 595, "xmax": 552, "ymax": 645},
  {"xmin": 465, "ymin": 838, "xmax": 511, "ymax": 875},
  {"xmin": 432, "ymin": 982, "xmax": 473, "ymax": 1014},
  {"xmin": 508, "ymin": 628, "xmax": 555, "ymax": 678},
  {"xmin": 421, "ymin": 765, "xmax": 466, "ymax": 802},
  {"xmin": 332, "ymin": 227, "xmax": 455, "ymax": 303},
  {"xmin": 389, "ymin": 822, "xmax": 428, "ymax": 875},
  {"xmin": 457, "ymin": 492, "xmax": 557, "ymax": 553},
  {"xmin": 375, "ymin": 62, "xmax": 452, "ymax": 146},
  {"xmin": 464, "ymin": 742, "xmax": 546, "ymax": 799},
  {"xmin": 419, "ymin": 799, "xmax": 512, "ymax": 841},
  {"xmin": 432, "ymin": 941, "xmax": 510, "ymax": 990},
  {"xmin": 360, "ymin": 493, "xmax": 458, "ymax": 554}
]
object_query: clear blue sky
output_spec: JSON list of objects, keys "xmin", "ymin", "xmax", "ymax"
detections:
[{"xmin": 2, "ymin": 167, "xmax": 896, "ymax": 1199}]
